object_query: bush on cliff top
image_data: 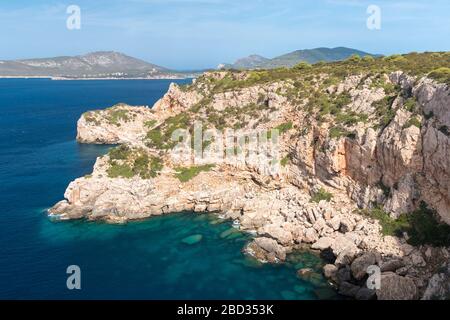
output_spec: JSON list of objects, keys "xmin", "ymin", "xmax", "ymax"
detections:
[{"xmin": 429, "ymin": 67, "xmax": 450, "ymax": 86}]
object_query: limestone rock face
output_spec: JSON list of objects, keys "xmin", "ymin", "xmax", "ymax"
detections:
[{"xmin": 77, "ymin": 105, "xmax": 155, "ymax": 144}]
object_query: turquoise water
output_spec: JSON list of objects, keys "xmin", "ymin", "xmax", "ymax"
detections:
[{"xmin": 0, "ymin": 79, "xmax": 335, "ymax": 299}]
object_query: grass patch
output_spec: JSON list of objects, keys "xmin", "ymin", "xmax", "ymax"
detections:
[
  {"xmin": 174, "ymin": 164, "xmax": 215, "ymax": 182},
  {"xmin": 311, "ymin": 188, "xmax": 333, "ymax": 203}
]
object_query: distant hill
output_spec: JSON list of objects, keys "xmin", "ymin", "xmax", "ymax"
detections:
[
  {"xmin": 0, "ymin": 51, "xmax": 193, "ymax": 79},
  {"xmin": 219, "ymin": 54, "xmax": 270, "ymax": 70},
  {"xmin": 221, "ymin": 47, "xmax": 380, "ymax": 70}
]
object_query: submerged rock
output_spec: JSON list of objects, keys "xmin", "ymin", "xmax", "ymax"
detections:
[{"xmin": 181, "ymin": 234, "xmax": 203, "ymax": 245}]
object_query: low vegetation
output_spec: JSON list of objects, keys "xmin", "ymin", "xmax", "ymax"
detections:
[
  {"xmin": 359, "ymin": 202, "xmax": 450, "ymax": 246},
  {"xmin": 428, "ymin": 67, "xmax": 450, "ymax": 86},
  {"xmin": 403, "ymin": 116, "xmax": 422, "ymax": 129},
  {"xmin": 107, "ymin": 145, "xmax": 163, "ymax": 179},
  {"xmin": 311, "ymin": 188, "xmax": 333, "ymax": 203},
  {"xmin": 146, "ymin": 113, "xmax": 191, "ymax": 149},
  {"xmin": 174, "ymin": 164, "xmax": 215, "ymax": 182},
  {"xmin": 191, "ymin": 52, "xmax": 450, "ymax": 94}
]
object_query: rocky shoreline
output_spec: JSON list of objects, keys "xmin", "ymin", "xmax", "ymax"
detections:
[{"xmin": 49, "ymin": 55, "xmax": 450, "ymax": 300}]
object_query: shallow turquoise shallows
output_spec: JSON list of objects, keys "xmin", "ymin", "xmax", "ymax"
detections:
[{"xmin": 0, "ymin": 78, "xmax": 337, "ymax": 299}]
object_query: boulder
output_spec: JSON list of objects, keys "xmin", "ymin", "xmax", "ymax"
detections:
[
  {"xmin": 331, "ymin": 234, "xmax": 359, "ymax": 259},
  {"xmin": 320, "ymin": 248, "xmax": 336, "ymax": 264},
  {"xmin": 380, "ymin": 259, "xmax": 405, "ymax": 273},
  {"xmin": 323, "ymin": 264, "xmax": 338, "ymax": 281},
  {"xmin": 339, "ymin": 217, "xmax": 354, "ymax": 233},
  {"xmin": 303, "ymin": 228, "xmax": 318, "ymax": 243},
  {"xmin": 246, "ymin": 237, "xmax": 287, "ymax": 262},
  {"xmin": 355, "ymin": 287, "xmax": 377, "ymax": 300},
  {"xmin": 312, "ymin": 237, "xmax": 333, "ymax": 250},
  {"xmin": 338, "ymin": 281, "xmax": 360, "ymax": 298},
  {"xmin": 327, "ymin": 216, "xmax": 341, "ymax": 231},
  {"xmin": 376, "ymin": 273, "xmax": 418, "ymax": 300},
  {"xmin": 336, "ymin": 266, "xmax": 352, "ymax": 284},
  {"xmin": 334, "ymin": 248, "xmax": 357, "ymax": 266},
  {"xmin": 259, "ymin": 224, "xmax": 293, "ymax": 245},
  {"xmin": 351, "ymin": 252, "xmax": 378, "ymax": 280},
  {"xmin": 422, "ymin": 271, "xmax": 450, "ymax": 300}
]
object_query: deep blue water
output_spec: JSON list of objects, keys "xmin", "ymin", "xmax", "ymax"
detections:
[{"xmin": 0, "ymin": 78, "xmax": 335, "ymax": 299}]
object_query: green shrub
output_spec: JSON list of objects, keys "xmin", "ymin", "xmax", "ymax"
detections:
[
  {"xmin": 107, "ymin": 162, "xmax": 134, "ymax": 178},
  {"xmin": 406, "ymin": 202, "xmax": 450, "ymax": 246},
  {"xmin": 107, "ymin": 109, "xmax": 130, "ymax": 125},
  {"xmin": 275, "ymin": 121, "xmax": 293, "ymax": 134},
  {"xmin": 174, "ymin": 164, "xmax": 215, "ymax": 182},
  {"xmin": 144, "ymin": 120, "xmax": 157, "ymax": 128},
  {"xmin": 359, "ymin": 207, "xmax": 409, "ymax": 236},
  {"xmin": 362, "ymin": 55, "xmax": 375, "ymax": 62},
  {"xmin": 403, "ymin": 97, "xmax": 418, "ymax": 113},
  {"xmin": 311, "ymin": 188, "xmax": 333, "ymax": 203},
  {"xmin": 146, "ymin": 129, "xmax": 165, "ymax": 149},
  {"xmin": 280, "ymin": 155, "xmax": 290, "ymax": 167},
  {"xmin": 108, "ymin": 145, "xmax": 131, "ymax": 160},
  {"xmin": 359, "ymin": 202, "xmax": 450, "ymax": 246},
  {"xmin": 347, "ymin": 54, "xmax": 362, "ymax": 63},
  {"xmin": 107, "ymin": 146, "xmax": 163, "ymax": 179},
  {"xmin": 403, "ymin": 117, "xmax": 422, "ymax": 129},
  {"xmin": 329, "ymin": 126, "xmax": 353, "ymax": 139},
  {"xmin": 429, "ymin": 67, "xmax": 450, "ymax": 85},
  {"xmin": 293, "ymin": 62, "xmax": 312, "ymax": 70},
  {"xmin": 372, "ymin": 95, "xmax": 397, "ymax": 129}
]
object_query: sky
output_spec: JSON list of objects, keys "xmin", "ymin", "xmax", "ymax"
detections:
[{"xmin": 1, "ymin": 0, "xmax": 449, "ymax": 70}]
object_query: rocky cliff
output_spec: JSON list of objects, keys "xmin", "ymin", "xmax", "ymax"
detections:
[{"xmin": 50, "ymin": 52, "xmax": 450, "ymax": 300}]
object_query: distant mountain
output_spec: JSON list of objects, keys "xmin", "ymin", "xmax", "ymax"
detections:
[
  {"xmin": 220, "ymin": 47, "xmax": 379, "ymax": 70},
  {"xmin": 219, "ymin": 54, "xmax": 270, "ymax": 70},
  {"xmin": 0, "ymin": 51, "xmax": 192, "ymax": 79}
]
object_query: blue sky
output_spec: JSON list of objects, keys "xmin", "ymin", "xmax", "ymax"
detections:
[{"xmin": 1, "ymin": 0, "xmax": 449, "ymax": 70}]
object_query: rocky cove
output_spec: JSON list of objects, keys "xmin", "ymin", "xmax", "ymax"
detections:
[{"xmin": 49, "ymin": 53, "xmax": 450, "ymax": 300}]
